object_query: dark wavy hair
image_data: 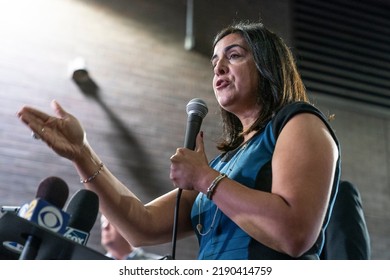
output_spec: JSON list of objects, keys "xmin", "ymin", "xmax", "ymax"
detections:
[{"xmin": 213, "ymin": 22, "xmax": 309, "ymax": 152}]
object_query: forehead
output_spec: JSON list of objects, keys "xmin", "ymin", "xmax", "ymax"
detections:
[{"xmin": 213, "ymin": 33, "xmax": 248, "ymax": 54}]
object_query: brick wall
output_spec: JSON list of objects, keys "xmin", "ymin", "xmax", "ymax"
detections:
[{"xmin": 0, "ymin": 0, "xmax": 389, "ymax": 259}]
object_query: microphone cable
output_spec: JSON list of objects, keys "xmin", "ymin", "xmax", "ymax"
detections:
[{"xmin": 170, "ymin": 188, "xmax": 182, "ymax": 260}]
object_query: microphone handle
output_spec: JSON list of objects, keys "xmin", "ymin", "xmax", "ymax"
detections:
[{"xmin": 184, "ymin": 114, "xmax": 203, "ymax": 150}]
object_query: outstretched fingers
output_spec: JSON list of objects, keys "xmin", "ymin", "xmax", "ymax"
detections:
[{"xmin": 17, "ymin": 106, "xmax": 51, "ymax": 134}]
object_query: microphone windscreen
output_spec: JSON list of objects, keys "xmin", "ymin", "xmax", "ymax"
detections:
[
  {"xmin": 183, "ymin": 98, "xmax": 208, "ymax": 150},
  {"xmin": 65, "ymin": 189, "xmax": 99, "ymax": 233},
  {"xmin": 35, "ymin": 176, "xmax": 69, "ymax": 208},
  {"xmin": 186, "ymin": 98, "xmax": 208, "ymax": 118}
]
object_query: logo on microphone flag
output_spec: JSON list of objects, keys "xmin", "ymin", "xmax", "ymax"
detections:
[{"xmin": 22, "ymin": 199, "xmax": 70, "ymax": 234}]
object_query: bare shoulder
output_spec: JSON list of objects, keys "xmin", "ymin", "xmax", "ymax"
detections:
[
  {"xmin": 278, "ymin": 112, "xmax": 336, "ymax": 147},
  {"xmin": 272, "ymin": 112, "xmax": 338, "ymax": 198}
]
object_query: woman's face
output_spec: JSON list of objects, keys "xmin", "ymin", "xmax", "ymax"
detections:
[{"xmin": 212, "ymin": 33, "xmax": 260, "ymax": 117}]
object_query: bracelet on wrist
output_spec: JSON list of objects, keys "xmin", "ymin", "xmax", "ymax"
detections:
[
  {"xmin": 206, "ymin": 173, "xmax": 227, "ymax": 200},
  {"xmin": 80, "ymin": 162, "xmax": 104, "ymax": 184}
]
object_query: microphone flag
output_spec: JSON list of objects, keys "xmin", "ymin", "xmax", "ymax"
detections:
[{"xmin": 20, "ymin": 198, "xmax": 70, "ymax": 234}]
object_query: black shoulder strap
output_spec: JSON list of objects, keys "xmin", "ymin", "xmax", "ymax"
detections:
[{"xmin": 272, "ymin": 102, "xmax": 329, "ymax": 140}]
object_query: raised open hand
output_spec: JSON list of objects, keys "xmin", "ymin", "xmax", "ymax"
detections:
[{"xmin": 17, "ymin": 100, "xmax": 86, "ymax": 161}]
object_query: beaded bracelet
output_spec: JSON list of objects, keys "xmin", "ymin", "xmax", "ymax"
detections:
[
  {"xmin": 80, "ymin": 162, "xmax": 104, "ymax": 184},
  {"xmin": 206, "ymin": 173, "xmax": 227, "ymax": 200}
]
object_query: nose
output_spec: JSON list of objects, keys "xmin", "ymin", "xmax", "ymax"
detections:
[{"xmin": 214, "ymin": 58, "xmax": 228, "ymax": 76}]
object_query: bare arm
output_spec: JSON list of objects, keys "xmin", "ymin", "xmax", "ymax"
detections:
[
  {"xmin": 17, "ymin": 100, "xmax": 197, "ymax": 247},
  {"xmin": 74, "ymin": 144, "xmax": 198, "ymax": 246},
  {"xmin": 213, "ymin": 114, "xmax": 337, "ymax": 256}
]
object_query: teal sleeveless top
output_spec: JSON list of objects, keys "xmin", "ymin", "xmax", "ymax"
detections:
[{"xmin": 191, "ymin": 102, "xmax": 341, "ymax": 259}]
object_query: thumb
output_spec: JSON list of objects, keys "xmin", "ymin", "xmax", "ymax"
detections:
[
  {"xmin": 51, "ymin": 100, "xmax": 68, "ymax": 119},
  {"xmin": 195, "ymin": 131, "xmax": 205, "ymax": 154}
]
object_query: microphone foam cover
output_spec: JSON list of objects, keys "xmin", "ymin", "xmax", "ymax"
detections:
[
  {"xmin": 186, "ymin": 98, "xmax": 208, "ymax": 119},
  {"xmin": 36, "ymin": 176, "xmax": 69, "ymax": 208},
  {"xmin": 65, "ymin": 189, "xmax": 99, "ymax": 233}
]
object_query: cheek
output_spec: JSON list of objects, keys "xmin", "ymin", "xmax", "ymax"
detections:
[
  {"xmin": 246, "ymin": 67, "xmax": 259, "ymax": 93},
  {"xmin": 236, "ymin": 69, "xmax": 256, "ymax": 92}
]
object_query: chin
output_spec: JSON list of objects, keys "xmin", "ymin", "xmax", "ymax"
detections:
[{"xmin": 217, "ymin": 94, "xmax": 235, "ymax": 107}]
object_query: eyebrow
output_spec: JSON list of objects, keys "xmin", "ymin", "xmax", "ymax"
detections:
[{"xmin": 211, "ymin": 44, "xmax": 246, "ymax": 62}]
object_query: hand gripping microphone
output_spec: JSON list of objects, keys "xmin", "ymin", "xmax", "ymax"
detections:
[
  {"xmin": 63, "ymin": 189, "xmax": 99, "ymax": 246},
  {"xmin": 18, "ymin": 176, "xmax": 70, "ymax": 260},
  {"xmin": 169, "ymin": 98, "xmax": 208, "ymax": 260}
]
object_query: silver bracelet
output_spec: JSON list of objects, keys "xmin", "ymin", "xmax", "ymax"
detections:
[
  {"xmin": 206, "ymin": 173, "xmax": 227, "ymax": 200},
  {"xmin": 80, "ymin": 162, "xmax": 104, "ymax": 184}
]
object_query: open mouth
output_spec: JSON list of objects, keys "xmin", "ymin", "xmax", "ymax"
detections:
[{"xmin": 215, "ymin": 79, "xmax": 230, "ymax": 90}]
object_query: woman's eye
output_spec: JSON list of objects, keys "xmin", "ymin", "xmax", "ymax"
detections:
[{"xmin": 229, "ymin": 53, "xmax": 240, "ymax": 60}]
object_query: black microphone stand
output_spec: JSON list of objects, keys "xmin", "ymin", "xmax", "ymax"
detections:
[{"xmin": 19, "ymin": 234, "xmax": 41, "ymax": 260}]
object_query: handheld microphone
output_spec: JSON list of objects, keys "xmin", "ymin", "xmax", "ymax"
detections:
[
  {"xmin": 18, "ymin": 176, "xmax": 70, "ymax": 260},
  {"xmin": 63, "ymin": 189, "xmax": 99, "ymax": 245},
  {"xmin": 170, "ymin": 98, "xmax": 208, "ymax": 260},
  {"xmin": 184, "ymin": 98, "xmax": 208, "ymax": 150}
]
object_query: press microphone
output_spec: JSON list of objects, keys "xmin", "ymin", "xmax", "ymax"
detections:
[
  {"xmin": 19, "ymin": 176, "xmax": 70, "ymax": 234},
  {"xmin": 63, "ymin": 189, "xmax": 99, "ymax": 246},
  {"xmin": 18, "ymin": 176, "xmax": 70, "ymax": 260},
  {"xmin": 0, "ymin": 206, "xmax": 20, "ymax": 213},
  {"xmin": 184, "ymin": 98, "xmax": 208, "ymax": 150}
]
